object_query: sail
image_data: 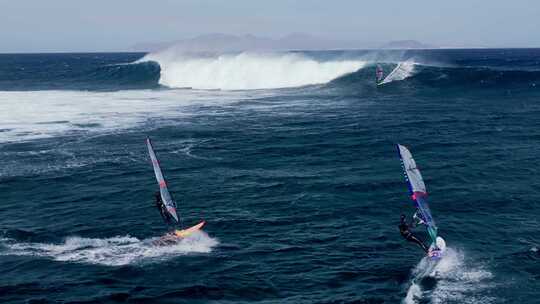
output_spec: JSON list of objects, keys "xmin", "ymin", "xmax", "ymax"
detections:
[
  {"xmin": 397, "ymin": 144, "xmax": 437, "ymax": 243},
  {"xmin": 146, "ymin": 138, "xmax": 179, "ymax": 223},
  {"xmin": 380, "ymin": 61, "xmax": 415, "ymax": 85}
]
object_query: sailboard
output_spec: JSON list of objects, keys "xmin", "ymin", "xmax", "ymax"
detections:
[
  {"xmin": 152, "ymin": 221, "xmax": 206, "ymax": 246},
  {"xmin": 376, "ymin": 64, "xmax": 384, "ymax": 85},
  {"xmin": 146, "ymin": 137, "xmax": 179, "ymax": 223},
  {"xmin": 147, "ymin": 137, "xmax": 206, "ymax": 245},
  {"xmin": 174, "ymin": 221, "xmax": 206, "ymax": 238},
  {"xmin": 397, "ymin": 144, "xmax": 445, "ymax": 259}
]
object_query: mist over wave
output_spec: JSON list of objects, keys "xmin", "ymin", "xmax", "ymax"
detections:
[
  {"xmin": 142, "ymin": 51, "xmax": 366, "ymax": 90},
  {"xmin": 380, "ymin": 61, "xmax": 416, "ymax": 85},
  {"xmin": 2, "ymin": 50, "xmax": 539, "ymax": 92}
]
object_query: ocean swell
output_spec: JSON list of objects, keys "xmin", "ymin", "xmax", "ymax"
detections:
[{"xmin": 141, "ymin": 51, "xmax": 366, "ymax": 90}]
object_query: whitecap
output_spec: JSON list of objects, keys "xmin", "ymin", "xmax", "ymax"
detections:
[{"xmin": 1, "ymin": 231, "xmax": 218, "ymax": 266}]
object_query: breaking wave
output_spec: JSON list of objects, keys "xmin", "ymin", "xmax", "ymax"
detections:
[
  {"xmin": 0, "ymin": 231, "xmax": 218, "ymax": 266},
  {"xmin": 403, "ymin": 248, "xmax": 495, "ymax": 304},
  {"xmin": 141, "ymin": 51, "xmax": 366, "ymax": 90},
  {"xmin": 4, "ymin": 51, "xmax": 539, "ymax": 92}
]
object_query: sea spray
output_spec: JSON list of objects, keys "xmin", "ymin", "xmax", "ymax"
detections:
[
  {"xmin": 380, "ymin": 61, "xmax": 416, "ymax": 85},
  {"xmin": 0, "ymin": 89, "xmax": 247, "ymax": 143},
  {"xmin": 403, "ymin": 248, "xmax": 494, "ymax": 304},
  {"xmin": 1, "ymin": 231, "xmax": 219, "ymax": 266},
  {"xmin": 142, "ymin": 51, "xmax": 366, "ymax": 90}
]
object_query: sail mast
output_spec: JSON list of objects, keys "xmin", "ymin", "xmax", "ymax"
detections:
[
  {"xmin": 147, "ymin": 138, "xmax": 180, "ymax": 224},
  {"xmin": 397, "ymin": 144, "xmax": 438, "ymax": 244}
]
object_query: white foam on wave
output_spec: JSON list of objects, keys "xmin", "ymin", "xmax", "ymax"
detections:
[
  {"xmin": 169, "ymin": 138, "xmax": 220, "ymax": 160},
  {"xmin": 403, "ymin": 248, "xmax": 495, "ymax": 304},
  {"xmin": 1, "ymin": 231, "xmax": 218, "ymax": 266},
  {"xmin": 381, "ymin": 61, "xmax": 416, "ymax": 85},
  {"xmin": 142, "ymin": 51, "xmax": 365, "ymax": 90},
  {"xmin": 0, "ymin": 89, "xmax": 247, "ymax": 143},
  {"xmin": 0, "ymin": 53, "xmax": 364, "ymax": 143}
]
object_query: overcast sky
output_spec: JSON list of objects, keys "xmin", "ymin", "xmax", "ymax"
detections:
[{"xmin": 1, "ymin": 0, "xmax": 539, "ymax": 52}]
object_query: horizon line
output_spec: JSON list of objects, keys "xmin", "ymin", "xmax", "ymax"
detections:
[{"xmin": 2, "ymin": 46, "xmax": 540, "ymax": 55}]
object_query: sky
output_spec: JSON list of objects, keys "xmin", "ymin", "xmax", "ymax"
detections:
[{"xmin": 1, "ymin": 0, "xmax": 539, "ymax": 52}]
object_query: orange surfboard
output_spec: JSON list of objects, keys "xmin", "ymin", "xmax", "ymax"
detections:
[{"xmin": 173, "ymin": 221, "xmax": 205, "ymax": 238}]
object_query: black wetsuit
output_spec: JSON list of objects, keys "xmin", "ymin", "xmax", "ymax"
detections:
[
  {"xmin": 399, "ymin": 216, "xmax": 428, "ymax": 253},
  {"xmin": 155, "ymin": 192, "xmax": 171, "ymax": 224}
]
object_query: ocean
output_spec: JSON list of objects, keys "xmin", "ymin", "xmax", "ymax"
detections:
[{"xmin": 0, "ymin": 49, "xmax": 539, "ymax": 303}]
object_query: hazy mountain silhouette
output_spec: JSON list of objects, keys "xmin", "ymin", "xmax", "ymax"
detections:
[
  {"xmin": 131, "ymin": 33, "xmax": 375, "ymax": 52},
  {"xmin": 132, "ymin": 33, "xmax": 437, "ymax": 52}
]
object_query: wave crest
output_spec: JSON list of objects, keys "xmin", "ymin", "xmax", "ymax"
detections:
[{"xmin": 142, "ymin": 51, "xmax": 365, "ymax": 90}]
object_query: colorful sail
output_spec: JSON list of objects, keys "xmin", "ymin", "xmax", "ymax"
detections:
[
  {"xmin": 146, "ymin": 138, "xmax": 179, "ymax": 223},
  {"xmin": 397, "ymin": 144, "xmax": 437, "ymax": 244}
]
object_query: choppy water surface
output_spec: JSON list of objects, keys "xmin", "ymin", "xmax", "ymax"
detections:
[{"xmin": 1, "ymin": 49, "xmax": 539, "ymax": 303}]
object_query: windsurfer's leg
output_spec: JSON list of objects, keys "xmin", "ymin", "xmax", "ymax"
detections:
[
  {"xmin": 163, "ymin": 209, "xmax": 176, "ymax": 227},
  {"xmin": 408, "ymin": 235, "xmax": 428, "ymax": 253},
  {"xmin": 158, "ymin": 207, "xmax": 170, "ymax": 225}
]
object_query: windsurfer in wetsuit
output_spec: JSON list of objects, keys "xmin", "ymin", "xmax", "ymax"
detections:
[
  {"xmin": 153, "ymin": 192, "xmax": 181, "ymax": 244},
  {"xmin": 376, "ymin": 65, "xmax": 384, "ymax": 84},
  {"xmin": 399, "ymin": 214, "xmax": 428, "ymax": 253},
  {"xmin": 154, "ymin": 191, "xmax": 170, "ymax": 224}
]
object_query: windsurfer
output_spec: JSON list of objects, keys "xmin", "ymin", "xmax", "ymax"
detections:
[
  {"xmin": 155, "ymin": 191, "xmax": 170, "ymax": 224},
  {"xmin": 399, "ymin": 214, "xmax": 428, "ymax": 253},
  {"xmin": 376, "ymin": 64, "xmax": 384, "ymax": 84}
]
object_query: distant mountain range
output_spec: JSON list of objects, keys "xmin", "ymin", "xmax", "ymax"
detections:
[{"xmin": 131, "ymin": 33, "xmax": 437, "ymax": 52}]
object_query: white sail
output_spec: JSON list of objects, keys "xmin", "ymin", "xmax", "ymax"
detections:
[
  {"xmin": 397, "ymin": 144, "xmax": 426, "ymax": 194},
  {"xmin": 380, "ymin": 61, "xmax": 415, "ymax": 85}
]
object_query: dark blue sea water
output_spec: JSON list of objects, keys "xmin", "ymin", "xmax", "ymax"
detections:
[{"xmin": 1, "ymin": 49, "xmax": 539, "ymax": 303}]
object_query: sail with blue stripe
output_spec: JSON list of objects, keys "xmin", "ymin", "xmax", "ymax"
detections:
[{"xmin": 397, "ymin": 144, "xmax": 438, "ymax": 244}]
